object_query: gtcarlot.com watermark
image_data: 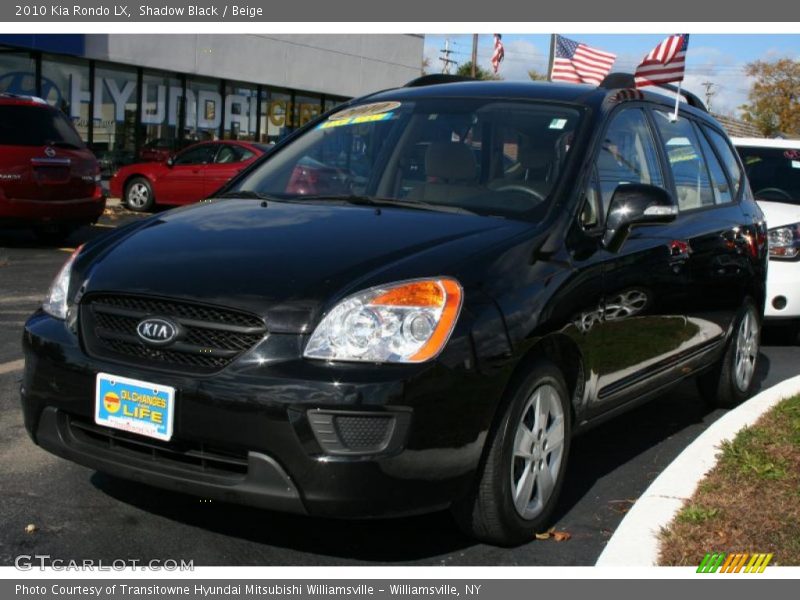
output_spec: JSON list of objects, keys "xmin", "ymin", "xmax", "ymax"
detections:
[{"xmin": 15, "ymin": 554, "xmax": 194, "ymax": 571}]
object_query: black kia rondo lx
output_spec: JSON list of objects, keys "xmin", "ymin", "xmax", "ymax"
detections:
[{"xmin": 21, "ymin": 74, "xmax": 767, "ymax": 545}]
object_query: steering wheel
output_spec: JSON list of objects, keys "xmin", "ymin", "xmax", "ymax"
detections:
[
  {"xmin": 755, "ymin": 187, "xmax": 793, "ymax": 201},
  {"xmin": 492, "ymin": 184, "xmax": 546, "ymax": 203}
]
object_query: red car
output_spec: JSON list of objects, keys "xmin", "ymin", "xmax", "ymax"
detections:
[
  {"xmin": 110, "ymin": 141, "xmax": 268, "ymax": 212},
  {"xmin": 0, "ymin": 93, "xmax": 105, "ymax": 242}
]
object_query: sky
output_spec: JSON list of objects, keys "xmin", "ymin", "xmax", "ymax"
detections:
[{"xmin": 423, "ymin": 34, "xmax": 800, "ymax": 116}]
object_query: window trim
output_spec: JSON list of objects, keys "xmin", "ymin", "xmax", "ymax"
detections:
[{"xmin": 700, "ymin": 123, "xmax": 745, "ymax": 204}]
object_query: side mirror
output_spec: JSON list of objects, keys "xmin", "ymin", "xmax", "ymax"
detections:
[
  {"xmin": 166, "ymin": 156, "xmax": 175, "ymax": 167},
  {"xmin": 603, "ymin": 184, "xmax": 677, "ymax": 252}
]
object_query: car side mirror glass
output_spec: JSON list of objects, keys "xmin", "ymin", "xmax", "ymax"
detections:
[{"xmin": 602, "ymin": 183, "xmax": 677, "ymax": 252}]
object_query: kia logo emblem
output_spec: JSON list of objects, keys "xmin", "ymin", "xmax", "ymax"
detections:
[
  {"xmin": 136, "ymin": 318, "xmax": 179, "ymax": 346},
  {"xmin": 44, "ymin": 147, "xmax": 56, "ymax": 158}
]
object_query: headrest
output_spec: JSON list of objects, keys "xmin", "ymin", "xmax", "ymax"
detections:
[{"xmin": 425, "ymin": 142, "xmax": 477, "ymax": 181}]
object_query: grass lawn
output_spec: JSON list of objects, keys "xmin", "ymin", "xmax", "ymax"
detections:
[{"xmin": 659, "ymin": 394, "xmax": 800, "ymax": 566}]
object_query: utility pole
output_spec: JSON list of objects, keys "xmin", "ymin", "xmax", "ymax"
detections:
[
  {"xmin": 547, "ymin": 34, "xmax": 556, "ymax": 81},
  {"xmin": 701, "ymin": 81, "xmax": 717, "ymax": 112},
  {"xmin": 471, "ymin": 34, "xmax": 478, "ymax": 78},
  {"xmin": 439, "ymin": 39, "xmax": 457, "ymax": 75}
]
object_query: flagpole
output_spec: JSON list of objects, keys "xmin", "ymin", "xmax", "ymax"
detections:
[
  {"xmin": 547, "ymin": 34, "xmax": 555, "ymax": 81},
  {"xmin": 672, "ymin": 81, "xmax": 682, "ymax": 121}
]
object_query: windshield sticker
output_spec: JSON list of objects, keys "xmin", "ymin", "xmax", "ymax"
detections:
[
  {"xmin": 792, "ymin": 160, "xmax": 800, "ymax": 169},
  {"xmin": 549, "ymin": 118, "xmax": 568, "ymax": 130},
  {"xmin": 327, "ymin": 101, "xmax": 401, "ymax": 122},
  {"xmin": 318, "ymin": 112, "xmax": 394, "ymax": 129}
]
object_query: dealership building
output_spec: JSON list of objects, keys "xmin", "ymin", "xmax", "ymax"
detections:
[{"xmin": 0, "ymin": 34, "xmax": 424, "ymax": 167}]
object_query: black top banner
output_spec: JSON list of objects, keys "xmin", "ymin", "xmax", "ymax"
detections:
[{"xmin": 0, "ymin": 0, "xmax": 795, "ymax": 22}]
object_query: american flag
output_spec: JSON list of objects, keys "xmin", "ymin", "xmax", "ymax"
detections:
[
  {"xmin": 634, "ymin": 34, "xmax": 690, "ymax": 88},
  {"xmin": 550, "ymin": 35, "xmax": 616, "ymax": 86},
  {"xmin": 491, "ymin": 34, "xmax": 505, "ymax": 74}
]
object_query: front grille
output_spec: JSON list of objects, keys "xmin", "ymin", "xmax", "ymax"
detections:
[
  {"xmin": 81, "ymin": 294, "xmax": 267, "ymax": 374},
  {"xmin": 68, "ymin": 416, "xmax": 249, "ymax": 478}
]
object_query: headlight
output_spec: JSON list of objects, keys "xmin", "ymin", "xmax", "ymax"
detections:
[
  {"xmin": 304, "ymin": 278, "xmax": 463, "ymax": 363},
  {"xmin": 768, "ymin": 223, "xmax": 800, "ymax": 259},
  {"xmin": 43, "ymin": 246, "xmax": 83, "ymax": 319}
]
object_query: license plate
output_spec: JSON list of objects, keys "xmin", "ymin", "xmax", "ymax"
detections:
[{"xmin": 95, "ymin": 373, "xmax": 175, "ymax": 441}]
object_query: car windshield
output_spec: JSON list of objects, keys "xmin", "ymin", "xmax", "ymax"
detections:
[
  {"xmin": 0, "ymin": 105, "xmax": 85, "ymax": 148},
  {"xmin": 737, "ymin": 145, "xmax": 800, "ymax": 204},
  {"xmin": 231, "ymin": 98, "xmax": 582, "ymax": 219}
]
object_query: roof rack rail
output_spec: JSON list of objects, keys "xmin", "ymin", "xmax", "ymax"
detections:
[
  {"xmin": 598, "ymin": 72, "xmax": 707, "ymax": 112},
  {"xmin": 404, "ymin": 74, "xmax": 474, "ymax": 88}
]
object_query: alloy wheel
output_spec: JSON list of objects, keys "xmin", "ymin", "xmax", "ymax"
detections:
[
  {"xmin": 510, "ymin": 383, "xmax": 566, "ymax": 519},
  {"xmin": 127, "ymin": 182, "xmax": 150, "ymax": 209},
  {"xmin": 734, "ymin": 306, "xmax": 759, "ymax": 392}
]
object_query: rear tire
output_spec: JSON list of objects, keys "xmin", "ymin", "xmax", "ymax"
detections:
[
  {"xmin": 124, "ymin": 177, "xmax": 155, "ymax": 212},
  {"xmin": 697, "ymin": 299, "xmax": 760, "ymax": 408},
  {"xmin": 453, "ymin": 360, "xmax": 572, "ymax": 546}
]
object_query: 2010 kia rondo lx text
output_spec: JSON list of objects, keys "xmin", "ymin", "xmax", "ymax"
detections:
[{"xmin": 21, "ymin": 74, "xmax": 767, "ymax": 545}]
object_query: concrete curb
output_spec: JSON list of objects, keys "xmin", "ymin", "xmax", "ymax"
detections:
[{"xmin": 595, "ymin": 373, "xmax": 800, "ymax": 566}]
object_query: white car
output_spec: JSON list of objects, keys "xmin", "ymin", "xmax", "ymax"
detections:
[{"xmin": 733, "ymin": 137, "xmax": 800, "ymax": 339}]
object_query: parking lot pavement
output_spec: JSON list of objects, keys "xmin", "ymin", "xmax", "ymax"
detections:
[{"xmin": 1, "ymin": 211, "xmax": 798, "ymax": 566}]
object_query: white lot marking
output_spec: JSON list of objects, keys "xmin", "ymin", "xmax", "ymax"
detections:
[
  {"xmin": 0, "ymin": 359, "xmax": 24, "ymax": 375},
  {"xmin": 0, "ymin": 295, "xmax": 42, "ymax": 304}
]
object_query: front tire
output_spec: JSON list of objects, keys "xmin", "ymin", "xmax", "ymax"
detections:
[
  {"xmin": 124, "ymin": 177, "xmax": 155, "ymax": 212},
  {"xmin": 697, "ymin": 299, "xmax": 760, "ymax": 408},
  {"xmin": 453, "ymin": 360, "xmax": 572, "ymax": 546}
]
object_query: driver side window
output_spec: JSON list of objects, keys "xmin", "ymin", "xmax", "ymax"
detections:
[{"xmin": 174, "ymin": 144, "xmax": 218, "ymax": 165}]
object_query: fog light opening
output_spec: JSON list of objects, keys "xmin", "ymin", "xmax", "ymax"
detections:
[{"xmin": 772, "ymin": 296, "xmax": 788, "ymax": 311}]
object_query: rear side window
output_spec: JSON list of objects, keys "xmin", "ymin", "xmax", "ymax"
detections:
[
  {"xmin": 695, "ymin": 124, "xmax": 733, "ymax": 205},
  {"xmin": 595, "ymin": 108, "xmax": 664, "ymax": 213},
  {"xmin": 704, "ymin": 127, "xmax": 743, "ymax": 200},
  {"xmin": 653, "ymin": 111, "xmax": 714, "ymax": 211},
  {"xmin": 0, "ymin": 105, "xmax": 84, "ymax": 148}
]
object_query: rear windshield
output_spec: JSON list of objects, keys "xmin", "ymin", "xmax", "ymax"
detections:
[
  {"xmin": 736, "ymin": 145, "xmax": 800, "ymax": 203},
  {"xmin": 231, "ymin": 98, "xmax": 582, "ymax": 220},
  {"xmin": 0, "ymin": 105, "xmax": 85, "ymax": 148}
]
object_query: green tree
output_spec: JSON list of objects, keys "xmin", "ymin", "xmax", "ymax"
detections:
[
  {"xmin": 740, "ymin": 58, "xmax": 800, "ymax": 137},
  {"xmin": 528, "ymin": 69, "xmax": 548, "ymax": 81},
  {"xmin": 456, "ymin": 61, "xmax": 502, "ymax": 80}
]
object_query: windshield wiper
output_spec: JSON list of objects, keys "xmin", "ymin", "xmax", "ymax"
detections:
[{"xmin": 295, "ymin": 194, "xmax": 476, "ymax": 215}]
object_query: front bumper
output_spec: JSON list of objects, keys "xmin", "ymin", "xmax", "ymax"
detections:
[
  {"xmin": 764, "ymin": 258, "xmax": 800, "ymax": 319},
  {"xmin": 21, "ymin": 312, "xmax": 500, "ymax": 518}
]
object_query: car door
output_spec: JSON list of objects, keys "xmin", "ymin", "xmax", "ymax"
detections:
[
  {"xmin": 648, "ymin": 110, "xmax": 758, "ymax": 371},
  {"xmin": 204, "ymin": 144, "xmax": 256, "ymax": 197},
  {"xmin": 155, "ymin": 143, "xmax": 219, "ymax": 204},
  {"xmin": 581, "ymin": 106, "xmax": 700, "ymax": 415}
]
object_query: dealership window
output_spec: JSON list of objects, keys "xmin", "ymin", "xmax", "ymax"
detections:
[
  {"xmin": 293, "ymin": 93, "xmax": 322, "ymax": 129},
  {"xmin": 0, "ymin": 49, "xmax": 35, "ymax": 97},
  {"xmin": 93, "ymin": 63, "xmax": 138, "ymax": 172},
  {"xmin": 261, "ymin": 88, "xmax": 291, "ymax": 144},
  {"xmin": 223, "ymin": 81, "xmax": 258, "ymax": 141},
  {"xmin": 324, "ymin": 96, "xmax": 345, "ymax": 115},
  {"xmin": 139, "ymin": 69, "xmax": 182, "ymax": 158},
  {"xmin": 40, "ymin": 54, "xmax": 91, "ymax": 143},
  {"xmin": 185, "ymin": 76, "xmax": 222, "ymax": 143}
]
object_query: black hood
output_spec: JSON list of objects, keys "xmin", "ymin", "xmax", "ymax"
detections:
[{"xmin": 78, "ymin": 199, "xmax": 533, "ymax": 332}]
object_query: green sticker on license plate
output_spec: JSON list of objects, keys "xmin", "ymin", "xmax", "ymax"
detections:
[{"xmin": 95, "ymin": 373, "xmax": 175, "ymax": 441}]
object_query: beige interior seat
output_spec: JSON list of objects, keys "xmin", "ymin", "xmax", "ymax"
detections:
[{"xmin": 407, "ymin": 141, "xmax": 482, "ymax": 205}]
